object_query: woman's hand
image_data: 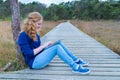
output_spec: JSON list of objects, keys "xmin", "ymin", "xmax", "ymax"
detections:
[
  {"xmin": 34, "ymin": 41, "xmax": 53, "ymax": 55},
  {"xmin": 43, "ymin": 41, "xmax": 53, "ymax": 48}
]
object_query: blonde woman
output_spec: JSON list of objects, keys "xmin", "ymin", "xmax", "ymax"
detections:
[{"xmin": 17, "ymin": 12, "xmax": 90, "ymax": 74}]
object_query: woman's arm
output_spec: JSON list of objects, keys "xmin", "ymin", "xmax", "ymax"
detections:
[{"xmin": 33, "ymin": 41, "xmax": 53, "ymax": 55}]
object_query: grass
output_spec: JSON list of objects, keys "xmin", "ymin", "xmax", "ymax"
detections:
[
  {"xmin": 0, "ymin": 20, "xmax": 120, "ymax": 71},
  {"xmin": 0, "ymin": 21, "xmax": 16, "ymax": 71},
  {"xmin": 70, "ymin": 20, "xmax": 120, "ymax": 55}
]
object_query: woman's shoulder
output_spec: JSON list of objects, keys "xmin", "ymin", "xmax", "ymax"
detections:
[
  {"xmin": 19, "ymin": 31, "xmax": 28, "ymax": 37},
  {"xmin": 18, "ymin": 31, "xmax": 29, "ymax": 39},
  {"xmin": 19, "ymin": 31, "xmax": 26, "ymax": 35},
  {"xmin": 17, "ymin": 31, "xmax": 30, "ymax": 44}
]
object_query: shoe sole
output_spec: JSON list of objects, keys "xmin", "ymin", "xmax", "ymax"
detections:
[
  {"xmin": 81, "ymin": 63, "xmax": 89, "ymax": 67},
  {"xmin": 72, "ymin": 69, "xmax": 91, "ymax": 75}
]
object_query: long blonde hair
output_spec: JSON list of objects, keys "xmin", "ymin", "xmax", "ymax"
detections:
[{"xmin": 23, "ymin": 12, "xmax": 43, "ymax": 41}]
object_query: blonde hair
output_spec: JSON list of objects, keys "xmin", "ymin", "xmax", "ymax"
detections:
[{"xmin": 23, "ymin": 12, "xmax": 43, "ymax": 41}]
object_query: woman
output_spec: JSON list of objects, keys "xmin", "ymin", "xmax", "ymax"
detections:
[{"xmin": 17, "ymin": 12, "xmax": 90, "ymax": 74}]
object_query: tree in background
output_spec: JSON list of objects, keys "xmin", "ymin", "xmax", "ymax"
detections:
[
  {"xmin": 0, "ymin": 0, "xmax": 11, "ymax": 20},
  {"xmin": 9, "ymin": 0, "xmax": 26, "ymax": 69}
]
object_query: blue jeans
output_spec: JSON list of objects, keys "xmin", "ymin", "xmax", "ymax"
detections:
[{"xmin": 32, "ymin": 41, "xmax": 78, "ymax": 69}]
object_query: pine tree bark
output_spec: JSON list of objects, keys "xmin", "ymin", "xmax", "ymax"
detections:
[{"xmin": 9, "ymin": 0, "xmax": 26, "ymax": 69}]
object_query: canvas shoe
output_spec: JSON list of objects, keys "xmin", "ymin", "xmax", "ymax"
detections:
[
  {"xmin": 72, "ymin": 64, "xmax": 90, "ymax": 74},
  {"xmin": 75, "ymin": 58, "xmax": 89, "ymax": 66}
]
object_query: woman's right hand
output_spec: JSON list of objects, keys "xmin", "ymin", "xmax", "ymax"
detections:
[
  {"xmin": 43, "ymin": 41, "xmax": 53, "ymax": 48},
  {"xmin": 34, "ymin": 41, "xmax": 53, "ymax": 55}
]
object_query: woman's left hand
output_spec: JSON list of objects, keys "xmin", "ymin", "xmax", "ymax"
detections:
[
  {"xmin": 48, "ymin": 41, "xmax": 53, "ymax": 46},
  {"xmin": 43, "ymin": 41, "xmax": 53, "ymax": 48}
]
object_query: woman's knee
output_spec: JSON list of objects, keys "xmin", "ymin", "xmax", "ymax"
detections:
[
  {"xmin": 55, "ymin": 44, "xmax": 64, "ymax": 52},
  {"xmin": 56, "ymin": 44, "xmax": 62, "ymax": 48}
]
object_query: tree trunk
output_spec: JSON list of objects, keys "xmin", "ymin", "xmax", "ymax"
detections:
[{"xmin": 9, "ymin": 0, "xmax": 26, "ymax": 69}]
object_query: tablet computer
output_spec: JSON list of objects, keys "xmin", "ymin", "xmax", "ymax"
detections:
[{"xmin": 44, "ymin": 40, "xmax": 61, "ymax": 49}]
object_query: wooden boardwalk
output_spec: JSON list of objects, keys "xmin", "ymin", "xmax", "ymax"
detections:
[{"xmin": 0, "ymin": 22, "xmax": 120, "ymax": 80}]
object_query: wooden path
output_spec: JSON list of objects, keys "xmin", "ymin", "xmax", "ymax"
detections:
[{"xmin": 0, "ymin": 22, "xmax": 120, "ymax": 80}]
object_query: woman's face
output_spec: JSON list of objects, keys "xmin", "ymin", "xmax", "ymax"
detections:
[{"xmin": 35, "ymin": 19, "xmax": 43, "ymax": 31}]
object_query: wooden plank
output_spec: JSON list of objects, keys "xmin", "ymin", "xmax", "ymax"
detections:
[
  {"xmin": 48, "ymin": 63, "xmax": 120, "ymax": 68},
  {"xmin": 12, "ymin": 68, "xmax": 120, "ymax": 75},
  {"xmin": 54, "ymin": 56, "xmax": 119, "ymax": 59},
  {"xmin": 20, "ymin": 67, "xmax": 120, "ymax": 72},
  {"xmin": 5, "ymin": 71, "xmax": 119, "ymax": 77},
  {"xmin": 0, "ymin": 73, "xmax": 120, "ymax": 80},
  {"xmin": 53, "ymin": 58, "xmax": 120, "ymax": 62},
  {"xmin": 52, "ymin": 60, "xmax": 120, "ymax": 64}
]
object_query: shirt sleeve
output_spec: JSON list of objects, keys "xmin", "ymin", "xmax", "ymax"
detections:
[{"xmin": 17, "ymin": 32, "xmax": 34, "ymax": 57}]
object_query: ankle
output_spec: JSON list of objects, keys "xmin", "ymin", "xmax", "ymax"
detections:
[
  {"xmin": 72, "ymin": 64, "xmax": 90, "ymax": 74},
  {"xmin": 75, "ymin": 58, "xmax": 80, "ymax": 62},
  {"xmin": 71, "ymin": 63, "xmax": 79, "ymax": 71}
]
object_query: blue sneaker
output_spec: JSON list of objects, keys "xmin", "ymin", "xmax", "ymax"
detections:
[
  {"xmin": 75, "ymin": 58, "xmax": 89, "ymax": 66},
  {"xmin": 72, "ymin": 64, "xmax": 90, "ymax": 74}
]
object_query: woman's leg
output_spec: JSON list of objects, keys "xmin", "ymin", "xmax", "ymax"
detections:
[
  {"xmin": 32, "ymin": 45, "xmax": 57, "ymax": 69},
  {"xmin": 56, "ymin": 44, "xmax": 90, "ymax": 74},
  {"xmin": 58, "ymin": 40, "xmax": 78, "ymax": 61},
  {"xmin": 58, "ymin": 41, "xmax": 89, "ymax": 66},
  {"xmin": 32, "ymin": 44, "xmax": 75, "ymax": 69}
]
